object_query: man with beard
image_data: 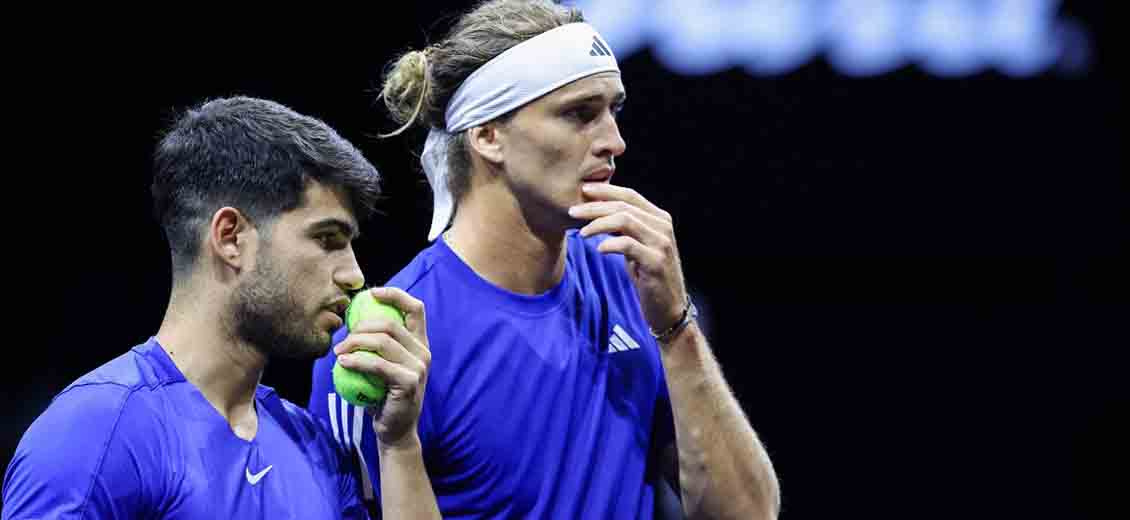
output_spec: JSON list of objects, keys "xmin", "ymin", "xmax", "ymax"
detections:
[{"xmin": 2, "ymin": 97, "xmax": 433, "ymax": 519}]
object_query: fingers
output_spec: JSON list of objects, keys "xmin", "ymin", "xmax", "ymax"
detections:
[
  {"xmin": 570, "ymin": 184, "xmax": 682, "ymax": 275},
  {"xmin": 573, "ymin": 203, "xmax": 670, "ymax": 244},
  {"xmin": 576, "ymin": 183, "xmax": 689, "ymax": 333},
  {"xmin": 580, "ymin": 183, "xmax": 671, "ymax": 223},
  {"xmin": 335, "ymin": 327, "xmax": 431, "ymax": 375},
  {"xmin": 334, "ymin": 327, "xmax": 429, "ymax": 398},
  {"xmin": 336, "ymin": 325, "xmax": 426, "ymax": 366},
  {"xmin": 337, "ymin": 350, "xmax": 424, "ymax": 397},
  {"xmin": 570, "ymin": 199, "xmax": 669, "ymax": 226},
  {"xmin": 334, "ymin": 286, "xmax": 431, "ymax": 369},
  {"xmin": 337, "ymin": 287, "xmax": 429, "ymax": 355},
  {"xmin": 596, "ymin": 235, "xmax": 664, "ymax": 269},
  {"xmin": 571, "ymin": 199, "xmax": 676, "ymax": 254},
  {"xmin": 367, "ymin": 286, "xmax": 428, "ymax": 338}
]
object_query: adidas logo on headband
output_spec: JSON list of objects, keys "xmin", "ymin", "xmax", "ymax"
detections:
[{"xmin": 590, "ymin": 35, "xmax": 612, "ymax": 57}]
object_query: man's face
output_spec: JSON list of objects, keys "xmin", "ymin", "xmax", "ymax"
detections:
[
  {"xmin": 495, "ymin": 71, "xmax": 627, "ymax": 229},
  {"xmin": 232, "ymin": 181, "xmax": 364, "ymax": 360}
]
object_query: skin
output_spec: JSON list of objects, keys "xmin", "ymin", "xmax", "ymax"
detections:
[
  {"xmin": 156, "ymin": 181, "xmax": 438, "ymax": 520},
  {"xmin": 436, "ymin": 70, "xmax": 780, "ymax": 519},
  {"xmin": 157, "ymin": 181, "xmax": 367, "ymax": 437}
]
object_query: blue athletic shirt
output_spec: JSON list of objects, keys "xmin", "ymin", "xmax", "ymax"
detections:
[
  {"xmin": 309, "ymin": 230, "xmax": 677, "ymax": 518},
  {"xmin": 3, "ymin": 338, "xmax": 368, "ymax": 519}
]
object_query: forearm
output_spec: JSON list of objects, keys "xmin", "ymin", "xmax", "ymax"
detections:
[
  {"xmin": 660, "ymin": 322, "xmax": 780, "ymax": 520},
  {"xmin": 378, "ymin": 435, "xmax": 441, "ymax": 520}
]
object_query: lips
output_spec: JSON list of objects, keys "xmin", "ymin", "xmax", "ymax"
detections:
[{"xmin": 583, "ymin": 167, "xmax": 614, "ymax": 182}]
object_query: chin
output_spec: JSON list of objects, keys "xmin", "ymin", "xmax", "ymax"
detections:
[
  {"xmin": 313, "ymin": 329, "xmax": 335, "ymax": 354},
  {"xmin": 281, "ymin": 329, "xmax": 334, "ymax": 360},
  {"xmin": 559, "ymin": 193, "xmax": 588, "ymax": 226},
  {"xmin": 564, "ymin": 215, "xmax": 588, "ymax": 232},
  {"xmin": 550, "ymin": 209, "xmax": 584, "ymax": 234}
]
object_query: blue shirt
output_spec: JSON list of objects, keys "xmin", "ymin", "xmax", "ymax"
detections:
[
  {"xmin": 3, "ymin": 338, "xmax": 368, "ymax": 519},
  {"xmin": 309, "ymin": 231, "xmax": 676, "ymax": 518}
]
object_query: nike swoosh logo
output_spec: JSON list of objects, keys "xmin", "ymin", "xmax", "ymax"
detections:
[{"xmin": 245, "ymin": 465, "xmax": 273, "ymax": 485}]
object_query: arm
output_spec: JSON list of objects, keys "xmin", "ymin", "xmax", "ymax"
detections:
[
  {"xmin": 572, "ymin": 183, "xmax": 780, "ymax": 520},
  {"xmin": 334, "ymin": 287, "xmax": 441, "ymax": 520},
  {"xmin": 377, "ymin": 435, "xmax": 437, "ymax": 519},
  {"xmin": 659, "ymin": 321, "xmax": 779, "ymax": 518}
]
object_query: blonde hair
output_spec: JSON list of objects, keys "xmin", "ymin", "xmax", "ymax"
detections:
[{"xmin": 379, "ymin": 0, "xmax": 585, "ymax": 204}]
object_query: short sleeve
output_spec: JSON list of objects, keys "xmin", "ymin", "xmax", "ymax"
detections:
[{"xmin": 3, "ymin": 384, "xmax": 155, "ymax": 519}]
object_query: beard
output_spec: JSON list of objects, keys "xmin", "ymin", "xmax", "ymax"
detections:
[{"xmin": 229, "ymin": 250, "xmax": 331, "ymax": 361}]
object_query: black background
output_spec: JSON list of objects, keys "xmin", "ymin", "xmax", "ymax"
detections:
[{"xmin": 5, "ymin": 2, "xmax": 1124, "ymax": 519}]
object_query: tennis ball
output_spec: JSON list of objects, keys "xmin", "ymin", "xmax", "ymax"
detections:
[
  {"xmin": 345, "ymin": 290, "xmax": 405, "ymax": 331},
  {"xmin": 333, "ymin": 352, "xmax": 387, "ymax": 406},
  {"xmin": 332, "ymin": 291, "xmax": 405, "ymax": 407}
]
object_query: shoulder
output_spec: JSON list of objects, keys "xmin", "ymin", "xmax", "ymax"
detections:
[
  {"xmin": 9, "ymin": 341, "xmax": 185, "ymax": 476},
  {"xmin": 15, "ymin": 380, "xmax": 137, "ymax": 459},
  {"xmin": 32, "ymin": 345, "xmax": 172, "ymax": 441},
  {"xmin": 66, "ymin": 342, "xmax": 174, "ymax": 394},
  {"xmin": 4, "ymin": 368, "xmax": 162, "ymax": 517},
  {"xmin": 385, "ymin": 241, "xmax": 446, "ymax": 293},
  {"xmin": 383, "ymin": 240, "xmax": 485, "ymax": 335}
]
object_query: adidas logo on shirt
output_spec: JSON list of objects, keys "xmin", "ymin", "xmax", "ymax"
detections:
[
  {"xmin": 607, "ymin": 324, "xmax": 641, "ymax": 353},
  {"xmin": 327, "ymin": 393, "xmax": 376, "ymax": 501},
  {"xmin": 590, "ymin": 35, "xmax": 613, "ymax": 57}
]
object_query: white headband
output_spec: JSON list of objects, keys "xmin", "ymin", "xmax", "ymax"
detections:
[{"xmin": 421, "ymin": 22, "xmax": 620, "ymax": 241}]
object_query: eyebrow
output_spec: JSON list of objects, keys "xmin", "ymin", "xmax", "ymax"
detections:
[
  {"xmin": 558, "ymin": 91, "xmax": 627, "ymax": 107},
  {"xmin": 308, "ymin": 218, "xmax": 360, "ymax": 240}
]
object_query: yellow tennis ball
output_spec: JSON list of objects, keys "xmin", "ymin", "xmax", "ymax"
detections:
[
  {"xmin": 333, "ymin": 352, "xmax": 387, "ymax": 406},
  {"xmin": 332, "ymin": 291, "xmax": 405, "ymax": 407}
]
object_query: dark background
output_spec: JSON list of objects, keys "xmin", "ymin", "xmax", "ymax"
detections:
[{"xmin": 6, "ymin": 2, "xmax": 1124, "ymax": 518}]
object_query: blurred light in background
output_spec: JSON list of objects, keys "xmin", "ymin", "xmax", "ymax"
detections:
[{"xmin": 570, "ymin": 0, "xmax": 1090, "ymax": 77}]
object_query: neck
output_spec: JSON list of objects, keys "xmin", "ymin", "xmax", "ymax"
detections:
[
  {"xmin": 445, "ymin": 183, "xmax": 570, "ymax": 295},
  {"xmin": 155, "ymin": 282, "xmax": 264, "ymax": 439}
]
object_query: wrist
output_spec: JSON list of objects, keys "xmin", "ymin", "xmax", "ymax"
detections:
[
  {"xmin": 657, "ymin": 320, "xmax": 711, "ymax": 372},
  {"xmin": 650, "ymin": 295, "xmax": 698, "ymax": 344},
  {"xmin": 377, "ymin": 430, "xmax": 423, "ymax": 455}
]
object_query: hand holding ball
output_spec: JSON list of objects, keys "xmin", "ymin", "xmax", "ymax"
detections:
[{"xmin": 332, "ymin": 290, "xmax": 406, "ymax": 407}]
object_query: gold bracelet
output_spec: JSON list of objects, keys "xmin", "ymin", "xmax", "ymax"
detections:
[{"xmin": 650, "ymin": 295, "xmax": 698, "ymax": 344}]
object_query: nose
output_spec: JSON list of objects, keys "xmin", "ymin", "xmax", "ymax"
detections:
[
  {"xmin": 335, "ymin": 246, "xmax": 365, "ymax": 293},
  {"xmin": 595, "ymin": 113, "xmax": 627, "ymax": 160}
]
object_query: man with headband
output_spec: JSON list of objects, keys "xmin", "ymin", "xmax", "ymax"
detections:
[{"xmin": 309, "ymin": 1, "xmax": 780, "ymax": 518}]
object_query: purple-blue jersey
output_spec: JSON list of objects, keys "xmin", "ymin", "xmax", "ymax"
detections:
[
  {"xmin": 309, "ymin": 231, "xmax": 676, "ymax": 518},
  {"xmin": 3, "ymin": 338, "xmax": 368, "ymax": 519}
]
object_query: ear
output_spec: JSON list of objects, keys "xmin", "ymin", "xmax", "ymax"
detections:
[
  {"xmin": 208, "ymin": 207, "xmax": 255, "ymax": 271},
  {"xmin": 467, "ymin": 124, "xmax": 505, "ymax": 165}
]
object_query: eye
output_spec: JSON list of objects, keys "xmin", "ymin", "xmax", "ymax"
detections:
[
  {"xmin": 316, "ymin": 232, "xmax": 348, "ymax": 251},
  {"xmin": 565, "ymin": 105, "xmax": 598, "ymax": 124}
]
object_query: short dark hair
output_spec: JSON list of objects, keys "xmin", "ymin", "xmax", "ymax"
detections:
[{"xmin": 151, "ymin": 96, "xmax": 381, "ymax": 274}]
